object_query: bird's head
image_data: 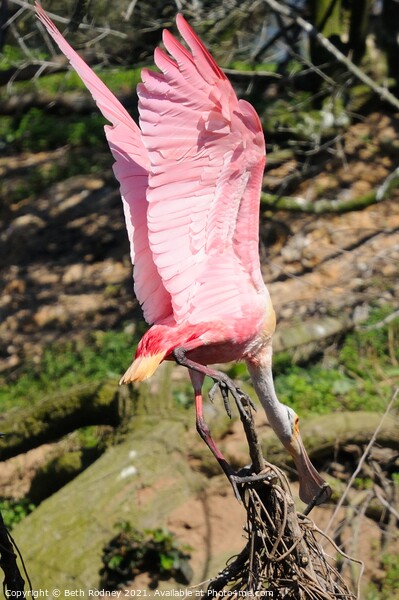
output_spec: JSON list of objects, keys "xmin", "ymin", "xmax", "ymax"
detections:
[{"xmin": 279, "ymin": 406, "xmax": 331, "ymax": 505}]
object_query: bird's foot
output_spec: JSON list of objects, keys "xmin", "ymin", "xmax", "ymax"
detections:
[{"xmin": 213, "ymin": 376, "xmax": 255, "ymax": 422}]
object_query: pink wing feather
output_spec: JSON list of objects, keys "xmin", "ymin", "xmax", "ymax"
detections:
[
  {"xmin": 36, "ymin": 6, "xmax": 266, "ymax": 329},
  {"xmin": 138, "ymin": 15, "xmax": 266, "ymax": 325},
  {"xmin": 35, "ymin": 3, "xmax": 171, "ymax": 324}
]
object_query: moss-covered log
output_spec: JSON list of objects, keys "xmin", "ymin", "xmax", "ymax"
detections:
[
  {"xmin": 260, "ymin": 167, "xmax": 399, "ymax": 213},
  {"xmin": 29, "ymin": 449, "xmax": 101, "ymax": 504},
  {"xmin": 0, "ymin": 380, "xmax": 134, "ymax": 461}
]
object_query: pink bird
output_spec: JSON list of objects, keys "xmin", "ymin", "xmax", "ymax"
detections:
[{"xmin": 36, "ymin": 5, "xmax": 331, "ymax": 506}]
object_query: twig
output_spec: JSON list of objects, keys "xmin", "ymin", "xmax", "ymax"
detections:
[
  {"xmin": 123, "ymin": 0, "xmax": 138, "ymax": 22},
  {"xmin": 374, "ymin": 487, "xmax": 399, "ymax": 522},
  {"xmin": 223, "ymin": 67, "xmax": 281, "ymax": 79},
  {"xmin": 360, "ymin": 309, "xmax": 399, "ymax": 331},
  {"xmin": 10, "ymin": 0, "xmax": 127, "ymax": 38},
  {"xmin": 324, "ymin": 387, "xmax": 399, "ymax": 536},
  {"xmin": 306, "ymin": 519, "xmax": 364, "ymax": 600},
  {"xmin": 262, "ymin": 0, "xmax": 399, "ymax": 111},
  {"xmin": 236, "ymin": 395, "xmax": 264, "ymax": 473}
]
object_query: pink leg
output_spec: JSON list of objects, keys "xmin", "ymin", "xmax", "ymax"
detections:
[{"xmin": 189, "ymin": 370, "xmax": 240, "ymax": 500}]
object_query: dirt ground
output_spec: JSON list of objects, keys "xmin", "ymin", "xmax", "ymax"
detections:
[{"xmin": 1, "ymin": 113, "xmax": 398, "ymax": 373}]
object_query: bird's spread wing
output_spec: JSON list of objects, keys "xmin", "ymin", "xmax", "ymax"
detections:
[
  {"xmin": 139, "ymin": 14, "xmax": 266, "ymax": 325},
  {"xmin": 35, "ymin": 4, "xmax": 172, "ymax": 324}
]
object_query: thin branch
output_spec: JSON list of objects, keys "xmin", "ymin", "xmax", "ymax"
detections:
[
  {"xmin": 123, "ymin": 0, "xmax": 138, "ymax": 22},
  {"xmin": 263, "ymin": 0, "xmax": 399, "ymax": 111},
  {"xmin": 374, "ymin": 486, "xmax": 399, "ymax": 522},
  {"xmin": 223, "ymin": 67, "xmax": 281, "ymax": 79},
  {"xmin": 0, "ymin": 512, "xmax": 25, "ymax": 593},
  {"xmin": 359, "ymin": 309, "xmax": 399, "ymax": 331},
  {"xmin": 10, "ymin": 0, "xmax": 127, "ymax": 38},
  {"xmin": 309, "ymin": 520, "xmax": 364, "ymax": 600}
]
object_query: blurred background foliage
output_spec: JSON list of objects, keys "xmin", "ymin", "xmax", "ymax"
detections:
[{"xmin": 2, "ymin": 0, "xmax": 399, "ymax": 180}]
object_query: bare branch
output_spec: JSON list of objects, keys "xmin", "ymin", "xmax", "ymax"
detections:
[
  {"xmin": 9, "ymin": 0, "xmax": 127, "ymax": 38},
  {"xmin": 263, "ymin": 0, "xmax": 399, "ymax": 111},
  {"xmin": 360, "ymin": 309, "xmax": 399, "ymax": 331}
]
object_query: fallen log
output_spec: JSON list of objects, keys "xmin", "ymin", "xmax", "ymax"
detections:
[
  {"xmin": 261, "ymin": 411, "xmax": 399, "ymax": 465},
  {"xmin": 0, "ymin": 379, "xmax": 134, "ymax": 461}
]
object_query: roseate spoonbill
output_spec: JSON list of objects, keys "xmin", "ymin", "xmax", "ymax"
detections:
[{"xmin": 36, "ymin": 5, "xmax": 331, "ymax": 506}]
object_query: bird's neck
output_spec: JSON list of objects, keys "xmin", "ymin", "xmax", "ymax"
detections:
[{"xmin": 245, "ymin": 345, "xmax": 292, "ymax": 444}]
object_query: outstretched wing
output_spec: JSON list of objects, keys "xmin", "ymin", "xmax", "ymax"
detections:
[
  {"xmin": 139, "ymin": 14, "xmax": 266, "ymax": 325},
  {"xmin": 35, "ymin": 4, "xmax": 172, "ymax": 324}
]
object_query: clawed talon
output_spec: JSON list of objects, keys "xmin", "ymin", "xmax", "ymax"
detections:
[
  {"xmin": 235, "ymin": 387, "xmax": 256, "ymax": 416},
  {"xmin": 208, "ymin": 382, "xmax": 219, "ymax": 404},
  {"xmin": 226, "ymin": 385, "xmax": 253, "ymax": 422},
  {"xmin": 214, "ymin": 376, "xmax": 255, "ymax": 422},
  {"xmin": 219, "ymin": 382, "xmax": 232, "ymax": 418},
  {"xmin": 208, "ymin": 379, "xmax": 255, "ymax": 422},
  {"xmin": 208, "ymin": 381, "xmax": 232, "ymax": 417}
]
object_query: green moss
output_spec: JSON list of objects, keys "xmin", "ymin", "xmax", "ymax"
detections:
[
  {"xmin": 29, "ymin": 449, "xmax": 102, "ymax": 504},
  {"xmin": 0, "ymin": 44, "xmax": 27, "ymax": 68},
  {"xmin": 49, "ymin": 450, "xmax": 83, "ymax": 474}
]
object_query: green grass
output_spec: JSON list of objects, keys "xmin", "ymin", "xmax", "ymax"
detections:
[
  {"xmin": 274, "ymin": 306, "xmax": 399, "ymax": 416},
  {"xmin": 1, "ymin": 306, "xmax": 398, "ymax": 416},
  {"xmin": 366, "ymin": 552, "xmax": 399, "ymax": 599},
  {"xmin": 100, "ymin": 523, "xmax": 192, "ymax": 589},
  {"xmin": 0, "ymin": 329, "xmax": 139, "ymax": 411},
  {"xmin": 0, "ymin": 44, "xmax": 27, "ymax": 68},
  {"xmin": 3, "ymin": 107, "xmax": 107, "ymax": 152},
  {"xmin": 1, "ymin": 65, "xmax": 142, "ymax": 154},
  {"xmin": 3, "ymin": 61, "xmax": 143, "ymax": 95},
  {"xmin": 0, "ymin": 498, "xmax": 35, "ymax": 529}
]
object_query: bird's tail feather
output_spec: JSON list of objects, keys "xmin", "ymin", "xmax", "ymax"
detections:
[{"xmin": 119, "ymin": 351, "xmax": 166, "ymax": 384}]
